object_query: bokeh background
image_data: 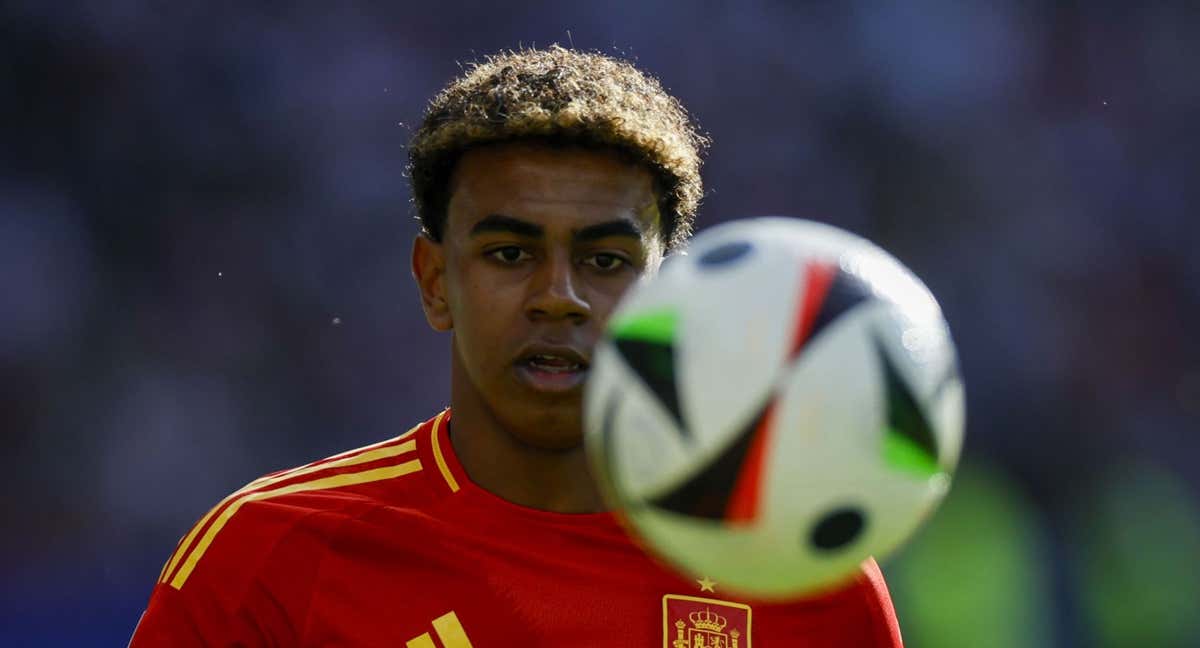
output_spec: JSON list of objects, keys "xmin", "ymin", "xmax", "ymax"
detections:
[{"xmin": 3, "ymin": 1, "xmax": 1198, "ymax": 646}]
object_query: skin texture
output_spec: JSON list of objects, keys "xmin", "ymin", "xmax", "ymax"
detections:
[{"xmin": 412, "ymin": 142, "xmax": 665, "ymax": 513}]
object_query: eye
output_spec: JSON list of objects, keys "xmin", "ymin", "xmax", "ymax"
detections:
[
  {"xmin": 488, "ymin": 246, "xmax": 531, "ymax": 264},
  {"xmin": 584, "ymin": 253, "xmax": 629, "ymax": 272}
]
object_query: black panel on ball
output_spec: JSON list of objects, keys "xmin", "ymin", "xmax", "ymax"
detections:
[
  {"xmin": 807, "ymin": 267, "xmax": 875, "ymax": 345},
  {"xmin": 809, "ymin": 507, "xmax": 866, "ymax": 551},
  {"xmin": 612, "ymin": 338, "xmax": 688, "ymax": 438},
  {"xmin": 697, "ymin": 240, "xmax": 754, "ymax": 268},
  {"xmin": 648, "ymin": 403, "xmax": 769, "ymax": 519},
  {"xmin": 874, "ymin": 336, "xmax": 939, "ymax": 466}
]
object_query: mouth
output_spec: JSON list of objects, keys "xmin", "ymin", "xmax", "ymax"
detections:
[{"xmin": 514, "ymin": 346, "xmax": 591, "ymax": 393}]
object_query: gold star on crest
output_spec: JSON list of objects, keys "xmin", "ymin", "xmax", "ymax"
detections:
[{"xmin": 697, "ymin": 576, "xmax": 717, "ymax": 592}]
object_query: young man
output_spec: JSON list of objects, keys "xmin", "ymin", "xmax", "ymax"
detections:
[{"xmin": 131, "ymin": 46, "xmax": 903, "ymax": 646}]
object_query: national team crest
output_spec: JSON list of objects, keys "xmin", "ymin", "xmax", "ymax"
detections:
[{"xmin": 663, "ymin": 594, "xmax": 751, "ymax": 648}]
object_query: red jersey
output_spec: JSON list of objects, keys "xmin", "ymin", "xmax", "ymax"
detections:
[{"xmin": 131, "ymin": 410, "xmax": 903, "ymax": 647}]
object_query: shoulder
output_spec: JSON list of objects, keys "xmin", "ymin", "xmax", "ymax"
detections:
[
  {"xmin": 850, "ymin": 558, "xmax": 904, "ymax": 646},
  {"xmin": 766, "ymin": 558, "xmax": 904, "ymax": 647},
  {"xmin": 131, "ymin": 412, "xmax": 454, "ymax": 645},
  {"xmin": 156, "ymin": 409, "xmax": 451, "ymax": 593}
]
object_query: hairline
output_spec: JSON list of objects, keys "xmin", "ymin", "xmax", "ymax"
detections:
[{"xmin": 439, "ymin": 138, "xmax": 670, "ymax": 248}]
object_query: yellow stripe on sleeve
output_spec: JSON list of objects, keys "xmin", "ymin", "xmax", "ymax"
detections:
[
  {"xmin": 242, "ymin": 421, "xmax": 424, "ymax": 490},
  {"xmin": 159, "ymin": 431, "xmax": 419, "ymax": 585},
  {"xmin": 406, "ymin": 634, "xmax": 437, "ymax": 648},
  {"xmin": 157, "ymin": 534, "xmax": 187, "ymax": 582},
  {"xmin": 432, "ymin": 610, "xmax": 475, "ymax": 648},
  {"xmin": 169, "ymin": 458, "xmax": 423, "ymax": 589},
  {"xmin": 428, "ymin": 410, "xmax": 459, "ymax": 493}
]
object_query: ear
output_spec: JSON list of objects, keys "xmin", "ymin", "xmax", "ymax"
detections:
[{"xmin": 411, "ymin": 234, "xmax": 453, "ymax": 331}]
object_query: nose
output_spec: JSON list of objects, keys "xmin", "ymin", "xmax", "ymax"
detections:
[{"xmin": 527, "ymin": 252, "xmax": 591, "ymax": 324}]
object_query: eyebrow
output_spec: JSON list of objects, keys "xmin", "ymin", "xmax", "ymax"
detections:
[
  {"xmin": 470, "ymin": 214, "xmax": 543, "ymax": 238},
  {"xmin": 469, "ymin": 213, "xmax": 644, "ymax": 243},
  {"xmin": 575, "ymin": 219, "xmax": 643, "ymax": 242}
]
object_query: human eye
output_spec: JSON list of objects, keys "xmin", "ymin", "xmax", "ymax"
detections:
[
  {"xmin": 486, "ymin": 245, "xmax": 532, "ymax": 265},
  {"xmin": 582, "ymin": 252, "xmax": 630, "ymax": 272}
]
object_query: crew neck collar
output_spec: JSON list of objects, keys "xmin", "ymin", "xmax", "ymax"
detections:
[{"xmin": 428, "ymin": 408, "xmax": 623, "ymax": 527}]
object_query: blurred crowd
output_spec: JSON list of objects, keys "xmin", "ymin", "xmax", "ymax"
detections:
[{"xmin": 2, "ymin": 1, "xmax": 1197, "ymax": 645}]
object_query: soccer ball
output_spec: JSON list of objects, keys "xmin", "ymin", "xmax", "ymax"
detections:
[{"xmin": 584, "ymin": 217, "xmax": 965, "ymax": 599}]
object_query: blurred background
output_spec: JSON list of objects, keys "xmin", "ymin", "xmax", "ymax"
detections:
[{"xmin": 2, "ymin": 1, "xmax": 1198, "ymax": 645}]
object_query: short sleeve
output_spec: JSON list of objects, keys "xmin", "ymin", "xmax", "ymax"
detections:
[
  {"xmin": 129, "ymin": 497, "xmax": 334, "ymax": 647},
  {"xmin": 855, "ymin": 558, "xmax": 905, "ymax": 647}
]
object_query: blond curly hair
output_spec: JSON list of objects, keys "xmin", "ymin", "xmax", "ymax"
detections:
[{"xmin": 408, "ymin": 46, "xmax": 708, "ymax": 251}]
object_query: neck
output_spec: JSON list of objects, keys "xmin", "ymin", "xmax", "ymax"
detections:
[{"xmin": 447, "ymin": 348, "xmax": 606, "ymax": 514}]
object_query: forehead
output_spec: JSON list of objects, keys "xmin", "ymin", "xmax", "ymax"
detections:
[{"xmin": 446, "ymin": 142, "xmax": 659, "ymax": 233}]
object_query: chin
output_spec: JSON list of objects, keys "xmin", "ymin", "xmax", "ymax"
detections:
[{"xmin": 506, "ymin": 400, "xmax": 585, "ymax": 452}]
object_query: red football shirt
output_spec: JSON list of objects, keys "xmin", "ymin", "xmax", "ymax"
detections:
[{"xmin": 131, "ymin": 410, "xmax": 903, "ymax": 647}]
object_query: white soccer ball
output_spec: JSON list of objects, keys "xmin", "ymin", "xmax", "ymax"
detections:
[{"xmin": 584, "ymin": 217, "xmax": 965, "ymax": 599}]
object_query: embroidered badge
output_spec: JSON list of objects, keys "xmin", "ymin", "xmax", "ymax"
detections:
[{"xmin": 663, "ymin": 593, "xmax": 751, "ymax": 648}]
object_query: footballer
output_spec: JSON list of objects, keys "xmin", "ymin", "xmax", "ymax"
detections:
[{"xmin": 130, "ymin": 46, "xmax": 904, "ymax": 646}]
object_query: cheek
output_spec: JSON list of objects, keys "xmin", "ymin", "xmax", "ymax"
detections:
[
  {"xmin": 462, "ymin": 271, "xmax": 525, "ymax": 318},
  {"xmin": 587, "ymin": 277, "xmax": 637, "ymax": 326},
  {"xmin": 452, "ymin": 269, "xmax": 524, "ymax": 363},
  {"xmin": 448, "ymin": 259, "xmax": 501, "ymax": 317}
]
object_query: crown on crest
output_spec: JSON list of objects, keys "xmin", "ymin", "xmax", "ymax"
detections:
[{"xmin": 688, "ymin": 608, "xmax": 727, "ymax": 632}]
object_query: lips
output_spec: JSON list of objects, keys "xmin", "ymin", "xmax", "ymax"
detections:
[
  {"xmin": 516, "ymin": 345, "xmax": 590, "ymax": 370},
  {"xmin": 514, "ymin": 344, "xmax": 591, "ymax": 393},
  {"xmin": 524, "ymin": 353, "xmax": 585, "ymax": 373}
]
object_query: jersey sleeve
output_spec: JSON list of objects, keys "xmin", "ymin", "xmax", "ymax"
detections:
[
  {"xmin": 769, "ymin": 557, "xmax": 904, "ymax": 647},
  {"xmin": 853, "ymin": 558, "xmax": 905, "ymax": 647},
  {"xmin": 129, "ymin": 497, "xmax": 334, "ymax": 647}
]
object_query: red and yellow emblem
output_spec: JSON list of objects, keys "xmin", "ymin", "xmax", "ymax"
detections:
[{"xmin": 663, "ymin": 594, "xmax": 751, "ymax": 648}]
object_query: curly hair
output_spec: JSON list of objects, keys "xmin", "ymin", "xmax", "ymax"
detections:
[{"xmin": 408, "ymin": 46, "xmax": 708, "ymax": 251}]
